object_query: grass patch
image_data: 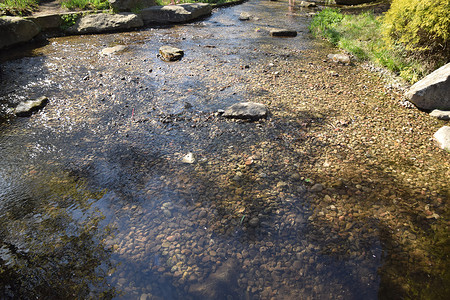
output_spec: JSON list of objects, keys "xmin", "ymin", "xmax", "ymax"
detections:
[
  {"xmin": 309, "ymin": 8, "xmax": 435, "ymax": 83},
  {"xmin": 0, "ymin": 0, "xmax": 38, "ymax": 16},
  {"xmin": 61, "ymin": 0, "xmax": 110, "ymax": 10}
]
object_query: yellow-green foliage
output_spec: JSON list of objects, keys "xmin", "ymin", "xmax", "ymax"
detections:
[{"xmin": 383, "ymin": 0, "xmax": 450, "ymax": 58}]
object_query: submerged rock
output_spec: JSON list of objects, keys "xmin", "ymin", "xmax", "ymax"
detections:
[
  {"xmin": 182, "ymin": 152, "xmax": 195, "ymax": 164},
  {"xmin": 66, "ymin": 13, "xmax": 143, "ymax": 34},
  {"xmin": 189, "ymin": 258, "xmax": 240, "ymax": 300},
  {"xmin": 159, "ymin": 46, "xmax": 184, "ymax": 61},
  {"xmin": 140, "ymin": 3, "xmax": 212, "ymax": 24},
  {"xmin": 406, "ymin": 63, "xmax": 450, "ymax": 110},
  {"xmin": 222, "ymin": 102, "xmax": 268, "ymax": 120},
  {"xmin": 433, "ymin": 126, "xmax": 450, "ymax": 151},
  {"xmin": 270, "ymin": 28, "xmax": 297, "ymax": 37},
  {"xmin": 0, "ymin": 16, "xmax": 40, "ymax": 50},
  {"xmin": 15, "ymin": 96, "xmax": 49, "ymax": 117}
]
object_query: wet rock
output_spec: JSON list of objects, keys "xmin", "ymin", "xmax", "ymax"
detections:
[
  {"xmin": 182, "ymin": 152, "xmax": 195, "ymax": 164},
  {"xmin": 406, "ymin": 63, "xmax": 450, "ymax": 110},
  {"xmin": 430, "ymin": 109, "xmax": 450, "ymax": 120},
  {"xmin": 249, "ymin": 217, "xmax": 260, "ymax": 227},
  {"xmin": 109, "ymin": 0, "xmax": 156, "ymax": 12},
  {"xmin": 299, "ymin": 1, "xmax": 317, "ymax": 7},
  {"xmin": 0, "ymin": 16, "xmax": 40, "ymax": 50},
  {"xmin": 433, "ymin": 126, "xmax": 450, "ymax": 151},
  {"xmin": 140, "ymin": 3, "xmax": 212, "ymax": 25},
  {"xmin": 310, "ymin": 183, "xmax": 324, "ymax": 193},
  {"xmin": 15, "ymin": 96, "xmax": 49, "ymax": 117},
  {"xmin": 335, "ymin": 0, "xmax": 375, "ymax": 4},
  {"xmin": 327, "ymin": 53, "xmax": 351, "ymax": 64},
  {"xmin": 189, "ymin": 258, "xmax": 241, "ymax": 300},
  {"xmin": 159, "ymin": 46, "xmax": 184, "ymax": 61},
  {"xmin": 66, "ymin": 13, "xmax": 143, "ymax": 34},
  {"xmin": 101, "ymin": 45, "xmax": 128, "ymax": 56},
  {"xmin": 222, "ymin": 102, "xmax": 268, "ymax": 120},
  {"xmin": 238, "ymin": 12, "xmax": 252, "ymax": 21},
  {"xmin": 270, "ymin": 28, "xmax": 297, "ymax": 37}
]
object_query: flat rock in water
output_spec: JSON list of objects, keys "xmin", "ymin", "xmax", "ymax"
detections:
[
  {"xmin": 159, "ymin": 46, "xmax": 184, "ymax": 61},
  {"xmin": 430, "ymin": 109, "xmax": 450, "ymax": 120},
  {"xmin": 140, "ymin": 3, "xmax": 212, "ymax": 24},
  {"xmin": 327, "ymin": 53, "xmax": 351, "ymax": 64},
  {"xmin": 270, "ymin": 28, "xmax": 297, "ymax": 37},
  {"xmin": 222, "ymin": 102, "xmax": 268, "ymax": 120},
  {"xmin": 433, "ymin": 126, "xmax": 450, "ymax": 151},
  {"xmin": 101, "ymin": 45, "xmax": 127, "ymax": 56},
  {"xmin": 15, "ymin": 96, "xmax": 49, "ymax": 117},
  {"xmin": 406, "ymin": 63, "xmax": 450, "ymax": 110},
  {"xmin": 66, "ymin": 13, "xmax": 143, "ymax": 34},
  {"xmin": 0, "ymin": 16, "xmax": 40, "ymax": 49},
  {"xmin": 238, "ymin": 12, "xmax": 252, "ymax": 21}
]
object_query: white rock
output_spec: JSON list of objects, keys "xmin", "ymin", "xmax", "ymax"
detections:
[
  {"xmin": 182, "ymin": 153, "xmax": 195, "ymax": 164},
  {"xmin": 101, "ymin": 45, "xmax": 127, "ymax": 56},
  {"xmin": 430, "ymin": 109, "xmax": 450, "ymax": 120},
  {"xmin": 433, "ymin": 126, "xmax": 450, "ymax": 151}
]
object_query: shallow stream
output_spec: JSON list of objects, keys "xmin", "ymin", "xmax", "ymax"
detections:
[{"xmin": 1, "ymin": 1, "xmax": 448, "ymax": 299}]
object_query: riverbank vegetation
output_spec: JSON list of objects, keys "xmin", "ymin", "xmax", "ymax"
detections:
[
  {"xmin": 310, "ymin": 0, "xmax": 450, "ymax": 83},
  {"xmin": 61, "ymin": 0, "xmax": 109, "ymax": 10},
  {"xmin": 0, "ymin": 0, "xmax": 38, "ymax": 15}
]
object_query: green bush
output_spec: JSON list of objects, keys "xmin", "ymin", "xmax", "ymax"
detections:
[
  {"xmin": 0, "ymin": 0, "xmax": 38, "ymax": 16},
  {"xmin": 61, "ymin": 0, "xmax": 110, "ymax": 10},
  {"xmin": 309, "ymin": 8, "xmax": 344, "ymax": 45},
  {"xmin": 382, "ymin": 0, "xmax": 450, "ymax": 64}
]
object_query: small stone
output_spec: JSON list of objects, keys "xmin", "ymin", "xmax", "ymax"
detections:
[
  {"xmin": 310, "ymin": 183, "xmax": 324, "ymax": 193},
  {"xmin": 430, "ymin": 109, "xmax": 450, "ymax": 120},
  {"xmin": 238, "ymin": 12, "xmax": 251, "ymax": 21},
  {"xmin": 270, "ymin": 28, "xmax": 297, "ymax": 37},
  {"xmin": 159, "ymin": 45, "xmax": 184, "ymax": 61},
  {"xmin": 222, "ymin": 102, "xmax": 268, "ymax": 120},
  {"xmin": 299, "ymin": 1, "xmax": 317, "ymax": 7},
  {"xmin": 15, "ymin": 96, "xmax": 49, "ymax": 117},
  {"xmin": 249, "ymin": 217, "xmax": 260, "ymax": 227},
  {"xmin": 101, "ymin": 45, "xmax": 127, "ymax": 56},
  {"xmin": 327, "ymin": 53, "xmax": 351, "ymax": 64},
  {"xmin": 182, "ymin": 152, "xmax": 195, "ymax": 164}
]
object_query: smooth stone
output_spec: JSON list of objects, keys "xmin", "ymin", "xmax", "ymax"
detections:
[
  {"xmin": 182, "ymin": 152, "xmax": 195, "ymax": 163},
  {"xmin": 238, "ymin": 12, "xmax": 251, "ymax": 21},
  {"xmin": 433, "ymin": 126, "xmax": 450, "ymax": 151},
  {"xmin": 270, "ymin": 28, "xmax": 297, "ymax": 37},
  {"xmin": 299, "ymin": 1, "xmax": 317, "ymax": 7},
  {"xmin": 15, "ymin": 96, "xmax": 49, "ymax": 117},
  {"xmin": 101, "ymin": 45, "xmax": 127, "ymax": 56},
  {"xmin": 430, "ymin": 109, "xmax": 450, "ymax": 120},
  {"xmin": 327, "ymin": 53, "xmax": 351, "ymax": 64},
  {"xmin": 159, "ymin": 45, "xmax": 184, "ymax": 61},
  {"xmin": 222, "ymin": 102, "xmax": 268, "ymax": 120},
  {"xmin": 310, "ymin": 183, "xmax": 324, "ymax": 193},
  {"xmin": 406, "ymin": 63, "xmax": 450, "ymax": 110},
  {"xmin": 249, "ymin": 217, "xmax": 260, "ymax": 227}
]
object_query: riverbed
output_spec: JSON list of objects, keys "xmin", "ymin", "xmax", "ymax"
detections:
[{"xmin": 0, "ymin": 1, "xmax": 448, "ymax": 299}]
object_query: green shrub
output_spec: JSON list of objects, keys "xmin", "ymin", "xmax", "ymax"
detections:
[
  {"xmin": 382, "ymin": 0, "xmax": 450, "ymax": 65},
  {"xmin": 309, "ymin": 8, "xmax": 344, "ymax": 45}
]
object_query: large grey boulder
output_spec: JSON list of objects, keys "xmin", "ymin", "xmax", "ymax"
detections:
[
  {"xmin": 109, "ymin": 0, "xmax": 156, "ymax": 12},
  {"xmin": 140, "ymin": 3, "xmax": 212, "ymax": 24},
  {"xmin": 406, "ymin": 63, "xmax": 450, "ymax": 110},
  {"xmin": 66, "ymin": 13, "xmax": 143, "ymax": 34},
  {"xmin": 222, "ymin": 102, "xmax": 268, "ymax": 120},
  {"xmin": 433, "ymin": 126, "xmax": 450, "ymax": 151},
  {"xmin": 0, "ymin": 16, "xmax": 40, "ymax": 49}
]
